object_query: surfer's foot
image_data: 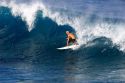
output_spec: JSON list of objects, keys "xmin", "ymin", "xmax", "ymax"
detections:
[
  {"xmin": 76, "ymin": 43, "xmax": 79, "ymax": 45},
  {"xmin": 74, "ymin": 42, "xmax": 78, "ymax": 45}
]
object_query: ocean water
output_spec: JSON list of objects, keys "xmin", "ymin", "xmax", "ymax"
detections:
[{"xmin": 0, "ymin": 0, "xmax": 125, "ymax": 82}]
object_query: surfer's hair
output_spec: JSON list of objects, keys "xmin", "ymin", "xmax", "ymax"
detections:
[{"xmin": 66, "ymin": 31, "xmax": 69, "ymax": 33}]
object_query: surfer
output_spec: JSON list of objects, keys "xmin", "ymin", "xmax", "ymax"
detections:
[{"xmin": 66, "ymin": 31, "xmax": 77, "ymax": 46}]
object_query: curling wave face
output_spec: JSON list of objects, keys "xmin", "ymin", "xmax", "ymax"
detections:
[
  {"xmin": 0, "ymin": 0, "xmax": 125, "ymax": 60},
  {"xmin": 0, "ymin": 1, "xmax": 125, "ymax": 82}
]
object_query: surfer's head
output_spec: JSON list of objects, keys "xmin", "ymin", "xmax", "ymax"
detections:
[{"xmin": 66, "ymin": 31, "xmax": 70, "ymax": 35}]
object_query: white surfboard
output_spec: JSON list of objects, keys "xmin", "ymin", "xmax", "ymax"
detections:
[{"xmin": 57, "ymin": 45, "xmax": 79, "ymax": 50}]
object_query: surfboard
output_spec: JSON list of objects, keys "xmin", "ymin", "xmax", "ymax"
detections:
[{"xmin": 57, "ymin": 45, "xmax": 79, "ymax": 50}]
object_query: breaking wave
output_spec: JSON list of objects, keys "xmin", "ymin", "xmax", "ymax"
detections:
[{"xmin": 0, "ymin": 0, "xmax": 125, "ymax": 60}]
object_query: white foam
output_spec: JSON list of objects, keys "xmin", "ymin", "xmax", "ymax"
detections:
[
  {"xmin": 0, "ymin": 0, "xmax": 125, "ymax": 51},
  {"xmin": 0, "ymin": 1, "xmax": 47, "ymax": 31}
]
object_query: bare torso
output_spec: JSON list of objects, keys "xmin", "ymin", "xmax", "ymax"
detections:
[{"xmin": 68, "ymin": 33, "xmax": 76, "ymax": 39}]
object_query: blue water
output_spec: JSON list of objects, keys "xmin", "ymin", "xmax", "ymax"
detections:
[
  {"xmin": 0, "ymin": 0, "xmax": 125, "ymax": 82},
  {"xmin": 1, "ymin": 50, "xmax": 125, "ymax": 83}
]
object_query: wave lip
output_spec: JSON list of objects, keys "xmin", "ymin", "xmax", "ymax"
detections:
[{"xmin": 0, "ymin": 0, "xmax": 125, "ymax": 52}]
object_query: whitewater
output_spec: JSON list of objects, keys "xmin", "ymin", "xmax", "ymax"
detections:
[
  {"xmin": 0, "ymin": 0, "xmax": 125, "ymax": 51},
  {"xmin": 1, "ymin": 0, "xmax": 125, "ymax": 82}
]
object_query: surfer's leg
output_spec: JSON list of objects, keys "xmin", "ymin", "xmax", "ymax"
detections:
[
  {"xmin": 68, "ymin": 39, "xmax": 72, "ymax": 46},
  {"xmin": 71, "ymin": 39, "xmax": 75, "ymax": 45},
  {"xmin": 67, "ymin": 38, "xmax": 71, "ymax": 46},
  {"xmin": 73, "ymin": 39, "xmax": 78, "ymax": 45}
]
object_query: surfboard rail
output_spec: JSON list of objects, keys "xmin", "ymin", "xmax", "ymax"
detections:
[{"xmin": 57, "ymin": 45, "xmax": 79, "ymax": 50}]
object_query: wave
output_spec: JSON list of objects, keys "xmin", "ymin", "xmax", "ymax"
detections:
[
  {"xmin": 0, "ymin": 6, "xmax": 77, "ymax": 60},
  {"xmin": 0, "ymin": 0, "xmax": 125, "ymax": 60},
  {"xmin": 0, "ymin": 1, "xmax": 125, "ymax": 48}
]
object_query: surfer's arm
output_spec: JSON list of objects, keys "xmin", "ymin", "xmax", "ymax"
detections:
[
  {"xmin": 66, "ymin": 36, "xmax": 70, "ymax": 46},
  {"xmin": 66, "ymin": 37, "xmax": 69, "ymax": 40},
  {"xmin": 67, "ymin": 39, "xmax": 69, "ymax": 46},
  {"xmin": 66, "ymin": 35, "xmax": 69, "ymax": 40}
]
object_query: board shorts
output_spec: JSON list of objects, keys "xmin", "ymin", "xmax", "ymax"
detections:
[{"xmin": 68, "ymin": 38, "xmax": 76, "ymax": 43}]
